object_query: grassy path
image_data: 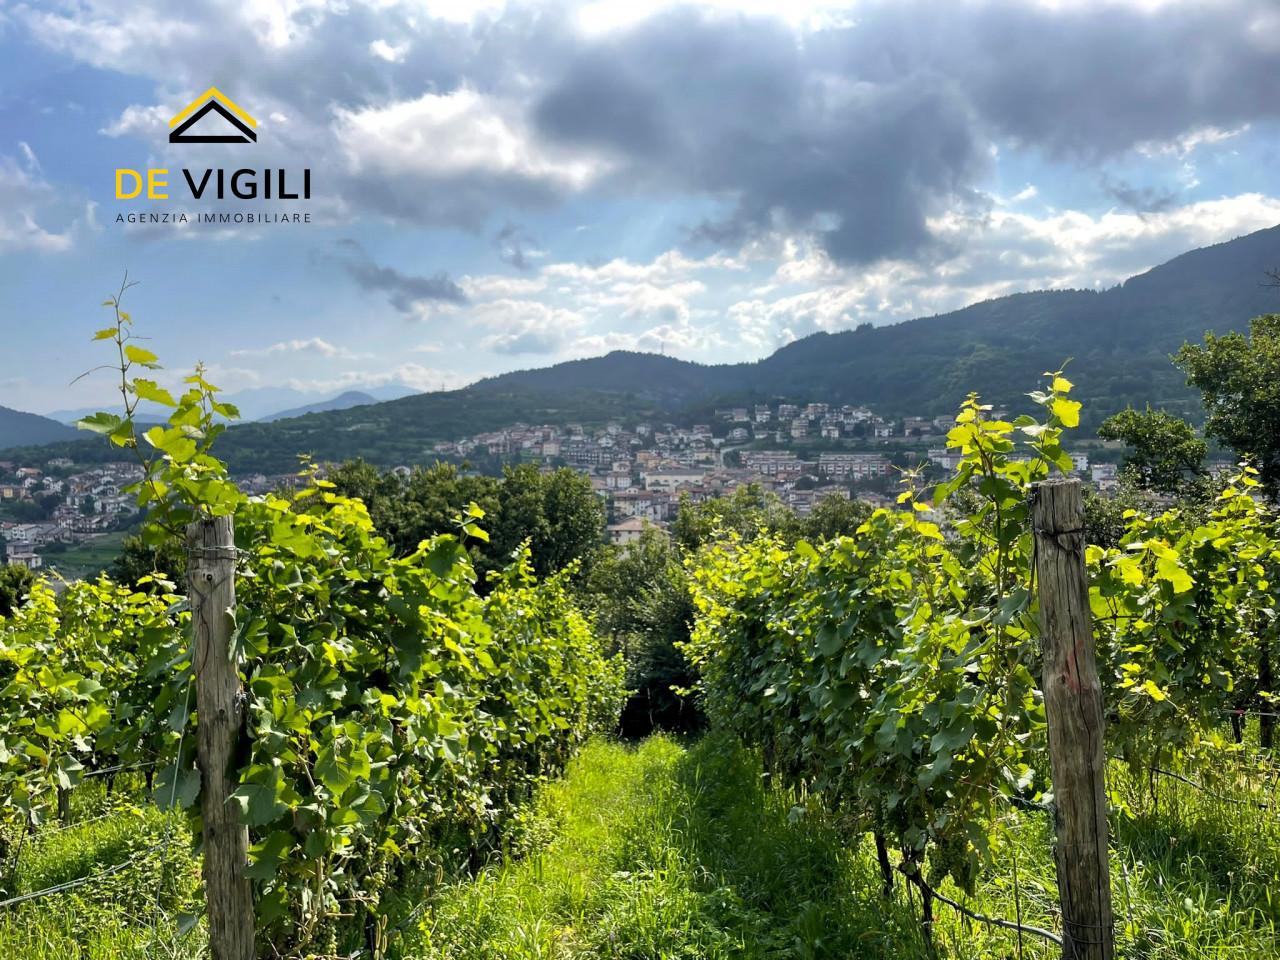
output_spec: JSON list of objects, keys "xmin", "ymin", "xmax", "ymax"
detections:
[
  {"xmin": 403, "ymin": 736, "xmax": 984, "ymax": 959},
  {"xmin": 400, "ymin": 736, "xmax": 1280, "ymax": 960},
  {"xmin": 2, "ymin": 736, "xmax": 1277, "ymax": 958}
]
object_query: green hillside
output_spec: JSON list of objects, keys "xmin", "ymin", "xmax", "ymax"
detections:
[
  {"xmin": 0, "ymin": 406, "xmax": 80, "ymax": 451},
  {"xmin": 13, "ymin": 224, "xmax": 1280, "ymax": 473}
]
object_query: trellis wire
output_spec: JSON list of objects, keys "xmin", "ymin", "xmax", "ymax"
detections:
[{"xmin": 0, "ymin": 841, "xmax": 165, "ymax": 911}]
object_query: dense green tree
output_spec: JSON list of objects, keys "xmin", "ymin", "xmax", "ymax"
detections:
[
  {"xmin": 5, "ymin": 493, "xmax": 63, "ymax": 523},
  {"xmin": 1082, "ymin": 481, "xmax": 1161, "ymax": 550},
  {"xmin": 799, "ymin": 494, "xmax": 873, "ymax": 542},
  {"xmin": 328, "ymin": 460, "xmax": 501, "ymax": 557},
  {"xmin": 672, "ymin": 484, "xmax": 799, "ymax": 551},
  {"xmin": 1097, "ymin": 407, "xmax": 1206, "ymax": 493},
  {"xmin": 581, "ymin": 528, "xmax": 698, "ymax": 735},
  {"xmin": 488, "ymin": 464, "xmax": 605, "ymax": 581},
  {"xmin": 328, "ymin": 460, "xmax": 603, "ymax": 584},
  {"xmin": 108, "ymin": 532, "xmax": 187, "ymax": 589},
  {"xmin": 0, "ymin": 564, "xmax": 34, "ymax": 618},
  {"xmin": 1177, "ymin": 314, "xmax": 1280, "ymax": 491}
]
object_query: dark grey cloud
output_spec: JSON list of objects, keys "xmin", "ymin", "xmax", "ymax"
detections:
[
  {"xmin": 495, "ymin": 223, "xmax": 537, "ymax": 270},
  {"xmin": 535, "ymin": 10, "xmax": 991, "ymax": 264},
  {"xmin": 530, "ymin": 1, "xmax": 1280, "ymax": 263},
  {"xmin": 333, "ymin": 239, "xmax": 466, "ymax": 314},
  {"xmin": 1101, "ymin": 176, "xmax": 1180, "ymax": 215},
  {"xmin": 858, "ymin": 1, "xmax": 1277, "ymax": 162},
  {"xmin": 23, "ymin": 0, "xmax": 1280, "ymax": 266}
]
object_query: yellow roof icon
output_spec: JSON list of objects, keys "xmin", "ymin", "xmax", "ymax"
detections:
[{"xmin": 169, "ymin": 87, "xmax": 257, "ymax": 143}]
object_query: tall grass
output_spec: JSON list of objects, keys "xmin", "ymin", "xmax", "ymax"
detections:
[
  {"xmin": 1, "ymin": 738, "xmax": 1277, "ymax": 958},
  {"xmin": 401, "ymin": 736, "xmax": 1280, "ymax": 960},
  {"xmin": 0, "ymin": 773, "xmax": 203, "ymax": 959}
]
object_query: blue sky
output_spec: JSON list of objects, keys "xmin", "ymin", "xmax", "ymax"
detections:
[{"xmin": 2, "ymin": 0, "xmax": 1280, "ymax": 415}]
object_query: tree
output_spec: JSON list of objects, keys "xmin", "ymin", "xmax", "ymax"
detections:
[
  {"xmin": 109, "ymin": 532, "xmax": 187, "ymax": 589},
  {"xmin": 799, "ymin": 494, "xmax": 872, "ymax": 542},
  {"xmin": 0, "ymin": 564, "xmax": 34, "ymax": 618},
  {"xmin": 1177, "ymin": 314, "xmax": 1280, "ymax": 491},
  {"xmin": 671, "ymin": 484, "xmax": 798, "ymax": 551},
  {"xmin": 581, "ymin": 528, "xmax": 698, "ymax": 735},
  {"xmin": 328, "ymin": 460, "xmax": 501, "ymax": 558},
  {"xmin": 1097, "ymin": 407, "xmax": 1206, "ymax": 494},
  {"xmin": 488, "ymin": 464, "xmax": 604, "ymax": 581},
  {"xmin": 327, "ymin": 460, "xmax": 603, "ymax": 584}
]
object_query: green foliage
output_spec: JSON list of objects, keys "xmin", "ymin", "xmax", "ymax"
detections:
[
  {"xmin": 107, "ymin": 532, "xmax": 187, "ymax": 589},
  {"xmin": 684, "ymin": 373, "xmax": 1083, "ymax": 893},
  {"xmin": 582, "ymin": 529, "xmax": 699, "ymax": 734},
  {"xmin": 215, "ymin": 486, "xmax": 623, "ymax": 949},
  {"xmin": 327, "ymin": 459, "xmax": 501, "ymax": 558},
  {"xmin": 798, "ymin": 493, "xmax": 873, "ymax": 543},
  {"xmin": 1098, "ymin": 406, "xmax": 1206, "ymax": 493},
  {"xmin": 487, "ymin": 463, "xmax": 604, "ymax": 582},
  {"xmin": 672, "ymin": 484, "xmax": 799, "ymax": 552},
  {"xmin": 328, "ymin": 460, "xmax": 604, "ymax": 585},
  {"xmin": 0, "ymin": 292, "xmax": 627, "ymax": 955},
  {"xmin": 0, "ymin": 565, "xmax": 34, "ymax": 619},
  {"xmin": 1178, "ymin": 313, "xmax": 1280, "ymax": 491},
  {"xmin": 1088, "ymin": 466, "xmax": 1279, "ymax": 770},
  {"xmin": 681, "ymin": 370, "xmax": 1279, "ymax": 903},
  {"xmin": 0, "ymin": 579, "xmax": 186, "ymax": 836}
]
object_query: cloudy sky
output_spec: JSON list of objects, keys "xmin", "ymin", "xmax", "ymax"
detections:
[{"xmin": 2, "ymin": 0, "xmax": 1279, "ymax": 414}]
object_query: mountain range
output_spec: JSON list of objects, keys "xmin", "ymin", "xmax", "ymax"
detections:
[
  {"xmin": 37, "ymin": 384, "xmax": 418, "ymax": 431},
  {"xmin": 7, "ymin": 224, "xmax": 1280, "ymax": 471}
]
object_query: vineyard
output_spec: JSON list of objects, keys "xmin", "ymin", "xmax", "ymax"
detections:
[{"xmin": 0, "ymin": 299, "xmax": 1278, "ymax": 959}]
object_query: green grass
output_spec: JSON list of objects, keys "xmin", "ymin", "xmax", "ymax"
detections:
[
  {"xmin": 3, "ymin": 737, "xmax": 1278, "ymax": 958},
  {"xmin": 394, "ymin": 736, "xmax": 1280, "ymax": 960},
  {"xmin": 0, "ymin": 774, "xmax": 203, "ymax": 959},
  {"xmin": 41, "ymin": 531, "xmax": 127, "ymax": 581}
]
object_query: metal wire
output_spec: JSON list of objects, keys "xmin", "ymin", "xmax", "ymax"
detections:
[{"xmin": 0, "ymin": 841, "xmax": 165, "ymax": 910}]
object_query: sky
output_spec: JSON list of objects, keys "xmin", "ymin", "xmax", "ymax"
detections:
[{"xmin": 2, "ymin": 0, "xmax": 1280, "ymax": 415}]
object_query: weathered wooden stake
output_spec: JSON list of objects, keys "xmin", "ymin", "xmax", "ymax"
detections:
[
  {"xmin": 189, "ymin": 515, "xmax": 254, "ymax": 960},
  {"xmin": 1031, "ymin": 479, "xmax": 1114, "ymax": 960}
]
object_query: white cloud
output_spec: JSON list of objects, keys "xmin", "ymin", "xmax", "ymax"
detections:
[
  {"xmin": 285, "ymin": 363, "xmax": 470, "ymax": 394},
  {"xmin": 0, "ymin": 146, "xmax": 82, "ymax": 253},
  {"xmin": 466, "ymin": 298, "xmax": 589, "ymax": 354},
  {"xmin": 725, "ymin": 192, "xmax": 1280, "ymax": 351},
  {"xmin": 458, "ymin": 273, "xmax": 548, "ymax": 299},
  {"xmin": 100, "ymin": 103, "xmax": 169, "ymax": 138},
  {"xmin": 1136, "ymin": 124, "xmax": 1251, "ymax": 158},
  {"xmin": 230, "ymin": 338, "xmax": 371, "ymax": 360},
  {"xmin": 334, "ymin": 88, "xmax": 608, "ymax": 189},
  {"xmin": 369, "ymin": 38, "xmax": 409, "ymax": 62}
]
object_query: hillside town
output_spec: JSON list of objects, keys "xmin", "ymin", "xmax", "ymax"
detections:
[
  {"xmin": 2, "ymin": 398, "xmax": 1218, "ymax": 569},
  {"xmin": 425, "ymin": 400, "xmax": 1130, "ymax": 547},
  {"xmin": 0, "ymin": 460, "xmax": 143, "ymax": 570}
]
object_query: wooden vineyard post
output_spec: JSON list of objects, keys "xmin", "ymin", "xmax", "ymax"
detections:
[
  {"xmin": 189, "ymin": 516, "xmax": 254, "ymax": 960},
  {"xmin": 1031, "ymin": 479, "xmax": 1115, "ymax": 960}
]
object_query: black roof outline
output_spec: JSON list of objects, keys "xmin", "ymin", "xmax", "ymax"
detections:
[{"xmin": 169, "ymin": 100, "xmax": 257, "ymax": 144}]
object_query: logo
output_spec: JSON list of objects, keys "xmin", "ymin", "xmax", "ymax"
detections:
[
  {"xmin": 114, "ymin": 85, "xmax": 313, "ymax": 226},
  {"xmin": 168, "ymin": 87, "xmax": 257, "ymax": 144}
]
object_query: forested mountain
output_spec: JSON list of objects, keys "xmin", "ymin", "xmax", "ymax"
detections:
[
  {"xmin": 13, "ymin": 225, "xmax": 1280, "ymax": 472},
  {"xmin": 0, "ymin": 406, "xmax": 80, "ymax": 451}
]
